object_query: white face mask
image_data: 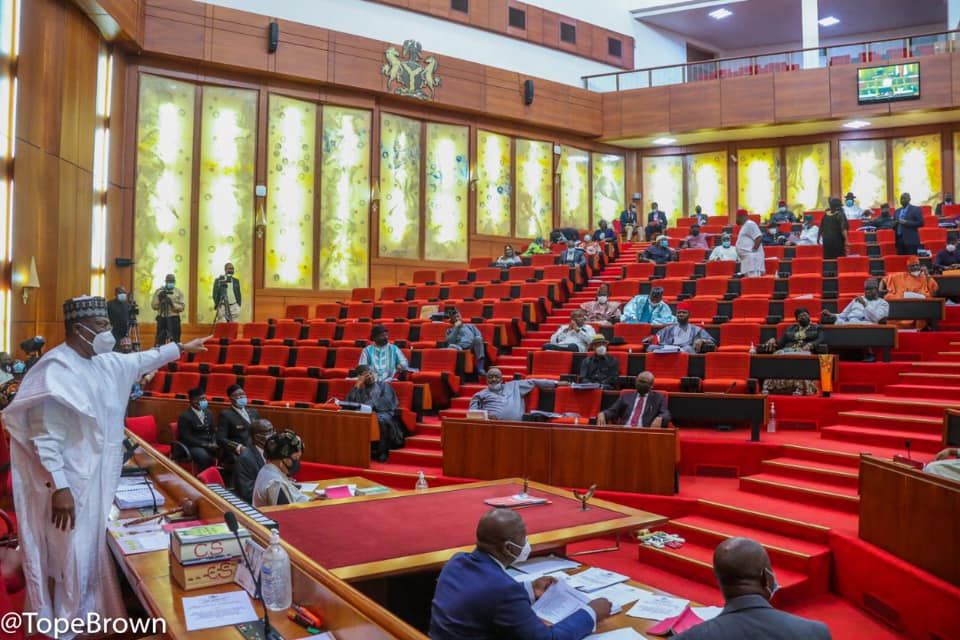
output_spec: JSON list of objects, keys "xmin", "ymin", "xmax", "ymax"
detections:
[
  {"xmin": 765, "ymin": 568, "xmax": 779, "ymax": 598},
  {"xmin": 595, "ymin": 346, "xmax": 607, "ymax": 356},
  {"xmin": 597, "ymin": 295, "xmax": 608, "ymax": 304},
  {"xmin": 947, "ymin": 245, "xmax": 957, "ymax": 253},
  {"xmin": 77, "ymin": 323, "xmax": 116, "ymax": 355},
  {"xmin": 506, "ymin": 539, "xmax": 532, "ymax": 565}
]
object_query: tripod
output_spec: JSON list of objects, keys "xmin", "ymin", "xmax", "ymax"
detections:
[
  {"xmin": 210, "ymin": 279, "xmax": 233, "ymax": 334},
  {"xmin": 129, "ymin": 314, "xmax": 142, "ymax": 352}
]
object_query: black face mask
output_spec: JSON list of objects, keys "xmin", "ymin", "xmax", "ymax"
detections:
[
  {"xmin": 677, "ymin": 316, "xmax": 689, "ymax": 326},
  {"xmin": 691, "ymin": 229, "xmax": 700, "ymax": 236},
  {"xmin": 797, "ymin": 317, "xmax": 810, "ymax": 327},
  {"xmin": 374, "ymin": 336, "xmax": 388, "ymax": 346},
  {"xmin": 286, "ymin": 458, "xmax": 301, "ymax": 476},
  {"xmin": 635, "ymin": 384, "xmax": 650, "ymax": 395}
]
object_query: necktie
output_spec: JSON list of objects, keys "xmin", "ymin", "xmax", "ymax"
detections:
[{"xmin": 627, "ymin": 395, "xmax": 645, "ymax": 427}]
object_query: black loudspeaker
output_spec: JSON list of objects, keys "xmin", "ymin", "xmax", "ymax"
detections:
[
  {"xmin": 115, "ymin": 258, "xmax": 134, "ymax": 267},
  {"xmin": 523, "ymin": 79, "xmax": 534, "ymax": 105},
  {"xmin": 268, "ymin": 22, "xmax": 279, "ymax": 54}
]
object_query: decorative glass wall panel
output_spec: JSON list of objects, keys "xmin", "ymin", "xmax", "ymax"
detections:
[
  {"xmin": 320, "ymin": 106, "xmax": 371, "ymax": 289},
  {"xmin": 515, "ymin": 139, "xmax": 552, "ymax": 239},
  {"xmin": 785, "ymin": 143, "xmax": 830, "ymax": 212},
  {"xmin": 196, "ymin": 86, "xmax": 257, "ymax": 324},
  {"xmin": 592, "ymin": 153, "xmax": 625, "ymax": 228},
  {"xmin": 476, "ymin": 130, "xmax": 511, "ymax": 236},
  {"xmin": 265, "ymin": 95, "xmax": 316, "ymax": 289},
  {"xmin": 642, "ymin": 155, "xmax": 683, "ymax": 223},
  {"xmin": 424, "ymin": 122, "xmax": 468, "ymax": 262},
  {"xmin": 737, "ymin": 148, "xmax": 780, "ymax": 216},
  {"xmin": 686, "ymin": 151, "xmax": 727, "ymax": 218},
  {"xmin": 379, "ymin": 114, "xmax": 421, "ymax": 258},
  {"xmin": 133, "ymin": 75, "xmax": 196, "ymax": 320},
  {"xmin": 559, "ymin": 146, "xmax": 589, "ymax": 229},
  {"xmin": 840, "ymin": 140, "xmax": 887, "ymax": 209},
  {"xmin": 893, "ymin": 134, "xmax": 942, "ymax": 207}
]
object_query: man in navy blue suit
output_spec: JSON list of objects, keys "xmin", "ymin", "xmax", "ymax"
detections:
[
  {"xmin": 674, "ymin": 537, "xmax": 831, "ymax": 640},
  {"xmin": 894, "ymin": 192, "xmax": 924, "ymax": 255},
  {"xmin": 430, "ymin": 508, "xmax": 611, "ymax": 639}
]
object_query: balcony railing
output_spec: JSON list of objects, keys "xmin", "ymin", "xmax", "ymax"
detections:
[{"xmin": 583, "ymin": 29, "xmax": 957, "ymax": 92}]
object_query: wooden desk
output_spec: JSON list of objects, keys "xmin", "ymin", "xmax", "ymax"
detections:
[
  {"xmin": 440, "ymin": 420, "xmax": 677, "ymax": 494},
  {"xmin": 945, "ymin": 408, "xmax": 960, "ymax": 447},
  {"xmin": 886, "ymin": 298, "xmax": 946, "ymax": 328},
  {"xmin": 858, "ymin": 455, "xmax": 960, "ymax": 586},
  {"xmin": 934, "ymin": 274, "xmax": 960, "ymax": 297},
  {"xmin": 130, "ymin": 397, "xmax": 378, "ymax": 468},
  {"xmin": 306, "ymin": 476, "xmax": 390, "ymax": 498},
  {"xmin": 819, "ymin": 325, "xmax": 898, "ymax": 361},
  {"xmin": 263, "ymin": 478, "xmax": 665, "ymax": 582},
  {"xmin": 665, "ymin": 392, "xmax": 769, "ymax": 442}
]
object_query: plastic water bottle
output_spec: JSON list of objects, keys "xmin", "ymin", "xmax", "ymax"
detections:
[
  {"xmin": 767, "ymin": 402, "xmax": 777, "ymax": 433},
  {"xmin": 261, "ymin": 530, "xmax": 292, "ymax": 611},
  {"xmin": 415, "ymin": 471, "xmax": 429, "ymax": 491},
  {"xmin": 748, "ymin": 341, "xmax": 756, "ymax": 354}
]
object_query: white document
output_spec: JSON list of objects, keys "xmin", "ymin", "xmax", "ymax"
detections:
[
  {"xmin": 587, "ymin": 583, "xmax": 650, "ymax": 613},
  {"xmin": 626, "ymin": 592, "xmax": 690, "ymax": 621},
  {"xmin": 532, "ymin": 578, "xmax": 592, "ymax": 625},
  {"xmin": 297, "ymin": 483, "xmax": 320, "ymax": 494},
  {"xmin": 298, "ymin": 634, "xmax": 335, "ymax": 640},
  {"xmin": 513, "ymin": 555, "xmax": 581, "ymax": 576},
  {"xmin": 692, "ymin": 605, "xmax": 724, "ymax": 621},
  {"xmin": 567, "ymin": 568, "xmax": 630, "ymax": 593},
  {"xmin": 584, "ymin": 629, "xmax": 644, "ymax": 640},
  {"xmin": 234, "ymin": 539, "xmax": 265, "ymax": 598},
  {"xmin": 182, "ymin": 591, "xmax": 258, "ymax": 631},
  {"xmin": 107, "ymin": 519, "xmax": 169, "ymax": 555}
]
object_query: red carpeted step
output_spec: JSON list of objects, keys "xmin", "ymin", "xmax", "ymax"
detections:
[
  {"xmin": 882, "ymin": 383, "xmax": 960, "ymax": 400},
  {"xmin": 696, "ymin": 500, "xmax": 830, "ymax": 545},
  {"xmin": 416, "ymin": 422, "xmax": 442, "ymax": 437},
  {"xmin": 406, "ymin": 434, "xmax": 442, "ymax": 452},
  {"xmin": 905, "ymin": 361, "xmax": 960, "ymax": 374},
  {"xmin": 897, "ymin": 372, "xmax": 960, "ymax": 386},
  {"xmin": 760, "ymin": 457, "xmax": 860, "ymax": 490},
  {"xmin": 388, "ymin": 446, "xmax": 444, "ymax": 468},
  {"xmin": 855, "ymin": 397, "xmax": 957, "ymax": 418},
  {"xmin": 780, "ymin": 444, "xmax": 860, "ymax": 470},
  {"xmin": 926, "ymin": 351, "xmax": 960, "ymax": 361},
  {"xmin": 835, "ymin": 410, "xmax": 941, "ymax": 434},
  {"xmin": 820, "ymin": 424, "xmax": 943, "ymax": 453},
  {"xmin": 739, "ymin": 473, "xmax": 859, "ymax": 514}
]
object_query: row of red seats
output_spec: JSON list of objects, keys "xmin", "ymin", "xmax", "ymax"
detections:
[
  {"xmin": 215, "ymin": 318, "xmax": 503, "ymax": 346},
  {"xmin": 610, "ymin": 277, "xmax": 873, "ymax": 303}
]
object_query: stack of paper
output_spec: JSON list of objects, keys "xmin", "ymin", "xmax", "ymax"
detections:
[
  {"xmin": 586, "ymin": 583, "xmax": 650, "ymax": 613},
  {"xmin": 182, "ymin": 591, "xmax": 258, "ymax": 631},
  {"xmin": 625, "ymin": 592, "xmax": 690, "ymax": 621},
  {"xmin": 512, "ymin": 555, "xmax": 581, "ymax": 578},
  {"xmin": 107, "ymin": 520, "xmax": 169, "ymax": 555},
  {"xmin": 585, "ymin": 629, "xmax": 644, "ymax": 640},
  {"xmin": 114, "ymin": 483, "xmax": 166, "ymax": 510},
  {"xmin": 566, "ymin": 568, "xmax": 630, "ymax": 592},
  {"xmin": 531, "ymin": 579, "xmax": 592, "ymax": 624}
]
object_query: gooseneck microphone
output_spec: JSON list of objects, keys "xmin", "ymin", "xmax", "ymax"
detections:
[{"xmin": 224, "ymin": 511, "xmax": 279, "ymax": 640}]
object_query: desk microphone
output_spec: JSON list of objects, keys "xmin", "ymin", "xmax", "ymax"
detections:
[
  {"xmin": 224, "ymin": 511, "xmax": 279, "ymax": 640},
  {"xmin": 123, "ymin": 438, "xmax": 158, "ymax": 515}
]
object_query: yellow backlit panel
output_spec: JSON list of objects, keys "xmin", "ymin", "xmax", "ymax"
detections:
[
  {"xmin": 786, "ymin": 142, "xmax": 830, "ymax": 212},
  {"xmin": 840, "ymin": 139, "xmax": 887, "ymax": 209},
  {"xmin": 476, "ymin": 130, "xmax": 511, "ymax": 236},
  {"xmin": 559, "ymin": 146, "xmax": 589, "ymax": 229},
  {"xmin": 592, "ymin": 153, "xmax": 625, "ymax": 228},
  {"xmin": 515, "ymin": 138, "xmax": 553, "ymax": 239},
  {"xmin": 133, "ymin": 74, "xmax": 195, "ymax": 318},
  {"xmin": 737, "ymin": 147, "xmax": 780, "ymax": 216},
  {"xmin": 686, "ymin": 151, "xmax": 727, "ymax": 218},
  {"xmin": 265, "ymin": 95, "xmax": 316, "ymax": 289},
  {"xmin": 425, "ymin": 122, "xmax": 468, "ymax": 262},
  {"xmin": 642, "ymin": 155, "xmax": 683, "ymax": 223},
  {"xmin": 196, "ymin": 86, "xmax": 257, "ymax": 324},
  {"xmin": 379, "ymin": 113, "xmax": 421, "ymax": 258},
  {"xmin": 320, "ymin": 105, "xmax": 371, "ymax": 290},
  {"xmin": 893, "ymin": 133, "xmax": 941, "ymax": 207}
]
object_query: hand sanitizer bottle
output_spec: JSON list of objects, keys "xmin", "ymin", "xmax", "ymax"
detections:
[{"xmin": 415, "ymin": 471, "xmax": 429, "ymax": 491}]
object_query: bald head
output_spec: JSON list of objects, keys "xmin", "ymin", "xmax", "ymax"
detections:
[
  {"xmin": 713, "ymin": 537, "xmax": 775, "ymax": 601},
  {"xmin": 476, "ymin": 508, "xmax": 526, "ymax": 565}
]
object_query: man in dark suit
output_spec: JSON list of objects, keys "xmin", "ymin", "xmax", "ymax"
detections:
[
  {"xmin": 176, "ymin": 387, "xmax": 219, "ymax": 471},
  {"xmin": 674, "ymin": 537, "xmax": 831, "ymax": 639},
  {"xmin": 212, "ymin": 262, "xmax": 242, "ymax": 323},
  {"xmin": 218, "ymin": 384, "xmax": 259, "ymax": 458},
  {"xmin": 106, "ymin": 285, "xmax": 131, "ymax": 347},
  {"xmin": 644, "ymin": 202, "xmax": 669, "ymax": 241},
  {"xmin": 234, "ymin": 419, "xmax": 273, "ymax": 504},
  {"xmin": 894, "ymin": 192, "xmax": 924, "ymax": 255},
  {"xmin": 430, "ymin": 508, "xmax": 611, "ymax": 639},
  {"xmin": 596, "ymin": 371, "xmax": 670, "ymax": 428}
]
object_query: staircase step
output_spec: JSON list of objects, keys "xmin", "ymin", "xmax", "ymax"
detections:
[
  {"xmin": 835, "ymin": 410, "xmax": 941, "ymax": 433},
  {"xmin": 416, "ymin": 422, "xmax": 442, "ymax": 437},
  {"xmin": 780, "ymin": 444, "xmax": 860, "ymax": 469},
  {"xmin": 883, "ymin": 383, "xmax": 960, "ymax": 400},
  {"xmin": 739, "ymin": 473, "xmax": 859, "ymax": 514},
  {"xmin": 406, "ymin": 434, "xmax": 442, "ymax": 452},
  {"xmin": 855, "ymin": 396, "xmax": 959, "ymax": 417},
  {"xmin": 760, "ymin": 458, "xmax": 859, "ymax": 489},
  {"xmin": 696, "ymin": 500, "xmax": 830, "ymax": 545},
  {"xmin": 820, "ymin": 424, "xmax": 943, "ymax": 453},
  {"xmin": 388, "ymin": 447, "xmax": 444, "ymax": 467}
]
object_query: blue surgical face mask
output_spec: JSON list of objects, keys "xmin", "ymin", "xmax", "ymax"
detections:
[
  {"xmin": 117, "ymin": 293, "xmax": 127, "ymax": 302},
  {"xmin": 165, "ymin": 282, "xmax": 175, "ymax": 290},
  {"xmin": 845, "ymin": 199, "xmax": 854, "ymax": 207},
  {"xmin": 489, "ymin": 381, "xmax": 504, "ymax": 393},
  {"xmin": 197, "ymin": 399, "xmax": 208, "ymax": 411},
  {"xmin": 660, "ymin": 240, "xmax": 669, "ymax": 248},
  {"xmin": 12, "ymin": 361, "xmax": 25, "ymax": 374},
  {"xmin": 722, "ymin": 240, "xmax": 731, "ymax": 248},
  {"xmin": 235, "ymin": 396, "xmax": 248, "ymax": 408}
]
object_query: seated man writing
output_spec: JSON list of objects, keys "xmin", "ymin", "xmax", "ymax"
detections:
[
  {"xmin": 346, "ymin": 365, "xmax": 407, "ymax": 462},
  {"xmin": 252, "ymin": 429, "xmax": 310, "ymax": 507},
  {"xmin": 468, "ymin": 368, "xmax": 564, "ymax": 421},
  {"xmin": 579, "ymin": 336, "xmax": 619, "ymax": 389},
  {"xmin": 622, "ymin": 287, "xmax": 676, "ymax": 325},
  {"xmin": 596, "ymin": 372, "xmax": 670, "ymax": 428},
  {"xmin": 645, "ymin": 302, "xmax": 715, "ymax": 354},
  {"xmin": 430, "ymin": 508, "xmax": 610, "ymax": 640}
]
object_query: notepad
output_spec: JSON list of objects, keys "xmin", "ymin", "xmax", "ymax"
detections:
[
  {"xmin": 625, "ymin": 592, "xmax": 690, "ymax": 621},
  {"xmin": 585, "ymin": 629, "xmax": 644, "ymax": 640},
  {"xmin": 182, "ymin": 591, "xmax": 258, "ymax": 631},
  {"xmin": 566, "ymin": 567, "xmax": 630, "ymax": 593},
  {"xmin": 512, "ymin": 555, "xmax": 581, "ymax": 576}
]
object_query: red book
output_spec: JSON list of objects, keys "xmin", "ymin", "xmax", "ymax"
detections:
[{"xmin": 647, "ymin": 605, "xmax": 706, "ymax": 636}]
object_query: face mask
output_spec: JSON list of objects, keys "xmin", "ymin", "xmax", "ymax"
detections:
[
  {"xmin": 722, "ymin": 241, "xmax": 731, "ymax": 248},
  {"xmin": 505, "ymin": 539, "xmax": 532, "ymax": 565},
  {"xmin": 660, "ymin": 240, "xmax": 669, "ymax": 248},
  {"xmin": 165, "ymin": 282, "xmax": 175, "ymax": 290},
  {"xmin": 77, "ymin": 324, "xmax": 116, "ymax": 355},
  {"xmin": 947, "ymin": 199, "xmax": 953, "ymax": 204},
  {"xmin": 798, "ymin": 317, "xmax": 810, "ymax": 326},
  {"xmin": 584, "ymin": 236, "xmax": 592, "ymax": 242},
  {"xmin": 595, "ymin": 346, "xmax": 607, "ymax": 356},
  {"xmin": 947, "ymin": 245, "xmax": 957, "ymax": 253},
  {"xmin": 12, "ymin": 361, "xmax": 24, "ymax": 374},
  {"xmin": 678, "ymin": 315, "xmax": 689, "ymax": 326},
  {"xmin": 636, "ymin": 383, "xmax": 650, "ymax": 395},
  {"xmin": 117, "ymin": 293, "xmax": 127, "ymax": 302},
  {"xmin": 691, "ymin": 229, "xmax": 700, "ymax": 236},
  {"xmin": 374, "ymin": 336, "xmax": 388, "ymax": 346},
  {"xmin": 226, "ymin": 271, "xmax": 234, "ymax": 278},
  {"xmin": 765, "ymin": 568, "xmax": 779, "ymax": 598},
  {"xmin": 865, "ymin": 289, "xmax": 878, "ymax": 300},
  {"xmin": 909, "ymin": 269, "xmax": 922, "ymax": 277},
  {"xmin": 505, "ymin": 249, "xmax": 513, "ymax": 257},
  {"xmin": 286, "ymin": 457, "xmax": 301, "ymax": 476},
  {"xmin": 574, "ymin": 318, "xmax": 585, "ymax": 327},
  {"xmin": 845, "ymin": 199, "xmax": 854, "ymax": 207},
  {"xmin": 235, "ymin": 396, "xmax": 248, "ymax": 408},
  {"xmin": 488, "ymin": 381, "xmax": 504, "ymax": 393},
  {"xmin": 597, "ymin": 295, "xmax": 608, "ymax": 304},
  {"xmin": 197, "ymin": 399, "xmax": 209, "ymax": 411}
]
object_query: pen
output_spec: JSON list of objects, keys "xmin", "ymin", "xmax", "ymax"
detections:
[{"xmin": 286, "ymin": 610, "xmax": 319, "ymax": 634}]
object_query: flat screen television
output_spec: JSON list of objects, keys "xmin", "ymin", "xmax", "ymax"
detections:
[{"xmin": 857, "ymin": 63, "xmax": 920, "ymax": 104}]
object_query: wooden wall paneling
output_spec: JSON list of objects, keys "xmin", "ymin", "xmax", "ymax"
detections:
[
  {"xmin": 60, "ymin": 10, "xmax": 101, "ymax": 171},
  {"xmin": 951, "ymin": 51, "xmax": 960, "ymax": 105},
  {"xmin": 669, "ymin": 81, "xmax": 721, "ymax": 132},
  {"xmin": 71, "ymin": 0, "xmax": 144, "ymax": 45},
  {"xmin": 207, "ymin": 6, "xmax": 271, "ymax": 73},
  {"xmin": 330, "ymin": 32, "xmax": 387, "ymax": 94},
  {"xmin": 943, "ymin": 125, "xmax": 955, "ymax": 197},
  {"xmin": 890, "ymin": 54, "xmax": 953, "ymax": 113},
  {"xmin": 523, "ymin": 4, "xmax": 544, "ymax": 46},
  {"xmin": 483, "ymin": 68, "xmax": 525, "ymax": 121},
  {"xmin": 828, "ymin": 63, "xmax": 891, "ymax": 119},
  {"xmin": 574, "ymin": 22, "xmax": 593, "ymax": 60},
  {"xmin": 441, "ymin": 421, "xmax": 553, "ymax": 481},
  {"xmin": 601, "ymin": 92, "xmax": 622, "ymax": 139},
  {"xmin": 773, "ymin": 68, "xmax": 830, "ymax": 123},
  {"xmin": 566, "ymin": 88, "xmax": 603, "ymax": 137},
  {"xmin": 720, "ymin": 74, "xmax": 775, "ymax": 128},
  {"xmin": 16, "ymin": 0, "xmax": 66, "ymax": 153},
  {"xmin": 142, "ymin": 0, "xmax": 205, "ymax": 61},
  {"xmin": 432, "ymin": 56, "xmax": 486, "ymax": 113},
  {"xmin": 274, "ymin": 19, "xmax": 331, "ymax": 83},
  {"xmin": 618, "ymin": 87, "xmax": 670, "ymax": 139}
]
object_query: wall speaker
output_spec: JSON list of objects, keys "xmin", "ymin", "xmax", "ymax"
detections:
[
  {"xmin": 115, "ymin": 258, "xmax": 134, "ymax": 268},
  {"xmin": 523, "ymin": 79, "xmax": 534, "ymax": 105},
  {"xmin": 268, "ymin": 22, "xmax": 279, "ymax": 54}
]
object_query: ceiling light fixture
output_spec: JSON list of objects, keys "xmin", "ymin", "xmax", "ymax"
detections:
[
  {"xmin": 709, "ymin": 8, "xmax": 732, "ymax": 19},
  {"xmin": 652, "ymin": 137, "xmax": 677, "ymax": 145},
  {"xmin": 818, "ymin": 16, "xmax": 840, "ymax": 27},
  {"xmin": 843, "ymin": 120, "xmax": 871, "ymax": 129}
]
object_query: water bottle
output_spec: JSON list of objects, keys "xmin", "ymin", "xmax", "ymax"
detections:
[
  {"xmin": 415, "ymin": 471, "xmax": 429, "ymax": 491},
  {"xmin": 767, "ymin": 402, "xmax": 777, "ymax": 433},
  {"xmin": 748, "ymin": 341, "xmax": 756, "ymax": 354},
  {"xmin": 260, "ymin": 530, "xmax": 292, "ymax": 611}
]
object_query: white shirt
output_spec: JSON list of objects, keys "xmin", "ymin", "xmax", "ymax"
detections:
[
  {"xmin": 736, "ymin": 220, "xmax": 762, "ymax": 252},
  {"xmin": 550, "ymin": 324, "xmax": 596, "ymax": 352},
  {"xmin": 798, "ymin": 225, "xmax": 820, "ymax": 245},
  {"xmin": 709, "ymin": 245, "xmax": 739, "ymax": 261},
  {"xmin": 843, "ymin": 205, "xmax": 865, "ymax": 220}
]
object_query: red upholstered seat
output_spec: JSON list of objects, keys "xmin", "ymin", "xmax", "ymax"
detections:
[
  {"xmin": 469, "ymin": 257, "xmax": 493, "ymax": 268},
  {"xmin": 788, "ymin": 274, "xmax": 823, "ymax": 296},
  {"xmin": 345, "ymin": 302, "xmax": 375, "ymax": 320},
  {"xmin": 693, "ymin": 276, "xmax": 729, "ymax": 300},
  {"xmin": 608, "ymin": 280, "xmax": 641, "ymax": 301},
  {"xmin": 380, "ymin": 285, "xmax": 410, "ymax": 301},
  {"xmin": 378, "ymin": 301, "xmax": 413, "ymax": 321},
  {"xmin": 410, "ymin": 349, "xmax": 462, "ymax": 406},
  {"xmin": 241, "ymin": 375, "xmax": 277, "ymax": 403},
  {"xmin": 838, "ymin": 274, "xmax": 868, "ymax": 297},
  {"xmin": 303, "ymin": 321, "xmax": 337, "ymax": 344},
  {"xmin": 413, "ymin": 270, "xmax": 437, "ymax": 284},
  {"xmin": 178, "ymin": 344, "xmax": 222, "ymax": 373},
  {"xmin": 664, "ymin": 262, "xmax": 695, "ymax": 279},
  {"xmin": 731, "ymin": 298, "xmax": 770, "ymax": 323},
  {"xmin": 335, "ymin": 322, "xmax": 374, "ymax": 347},
  {"xmin": 212, "ymin": 344, "xmax": 255, "ymax": 373},
  {"xmin": 739, "ymin": 276, "xmax": 776, "ymax": 298},
  {"xmin": 837, "ymin": 256, "xmax": 870, "ymax": 275},
  {"xmin": 517, "ymin": 282, "xmax": 554, "ymax": 318},
  {"xmin": 654, "ymin": 278, "xmax": 684, "ymax": 298},
  {"xmin": 124, "ymin": 415, "xmax": 171, "ymax": 456},
  {"xmin": 287, "ymin": 346, "xmax": 329, "ymax": 377},
  {"xmin": 389, "ymin": 380, "xmax": 420, "ymax": 433},
  {"xmin": 613, "ymin": 323, "xmax": 653, "ymax": 348},
  {"xmin": 412, "ymin": 285, "xmax": 442, "ymax": 301},
  {"xmin": 442, "ymin": 269, "xmax": 470, "ymax": 283},
  {"xmin": 239, "ymin": 322, "xmax": 270, "ymax": 344},
  {"xmin": 702, "ymin": 352, "xmax": 753, "ymax": 393},
  {"xmin": 528, "ymin": 254, "xmax": 557, "ymax": 267},
  {"xmin": 456, "ymin": 301, "xmax": 487, "ymax": 321},
  {"xmin": 717, "ymin": 323, "xmax": 760, "ymax": 352},
  {"xmin": 704, "ymin": 260, "xmax": 737, "ymax": 278},
  {"xmin": 541, "ymin": 264, "xmax": 577, "ymax": 286},
  {"xmin": 763, "ymin": 245, "xmax": 785, "ymax": 260},
  {"xmin": 678, "ymin": 249, "xmax": 708, "ymax": 263},
  {"xmin": 204, "ymin": 373, "xmax": 236, "ymax": 400},
  {"xmin": 530, "ymin": 350, "xmax": 575, "ymax": 378},
  {"xmin": 268, "ymin": 321, "xmax": 304, "ymax": 343},
  {"xmin": 623, "ymin": 262, "xmax": 655, "ymax": 279},
  {"xmin": 479, "ymin": 283, "xmax": 512, "ymax": 301},
  {"xmin": 684, "ymin": 299, "xmax": 717, "ymax": 322},
  {"xmin": 783, "ymin": 297, "xmax": 822, "ymax": 320},
  {"xmin": 142, "ymin": 370, "xmax": 169, "ymax": 397},
  {"xmin": 444, "ymin": 284, "xmax": 478, "ymax": 303},
  {"xmin": 314, "ymin": 303, "xmax": 344, "ymax": 321},
  {"xmin": 165, "ymin": 372, "xmax": 201, "ymax": 398},
  {"xmin": 553, "ymin": 386, "xmax": 602, "ymax": 418},
  {"xmin": 413, "ymin": 322, "xmax": 449, "ymax": 348},
  {"xmin": 322, "ymin": 347, "xmax": 363, "ymax": 379},
  {"xmin": 792, "ymin": 244, "xmax": 821, "ymax": 259},
  {"xmin": 507, "ymin": 266, "xmax": 537, "ymax": 282},
  {"xmin": 883, "ymin": 255, "xmax": 913, "ymax": 274},
  {"xmin": 351, "ymin": 287, "xmax": 375, "ymax": 302},
  {"xmin": 473, "ymin": 267, "xmax": 503, "ymax": 283},
  {"xmin": 790, "ymin": 257, "xmax": 824, "ymax": 275},
  {"xmin": 197, "ymin": 466, "xmax": 225, "ymax": 486},
  {"xmin": 284, "ymin": 304, "xmax": 310, "ymax": 320},
  {"xmin": 645, "ymin": 351, "xmax": 689, "ymax": 391},
  {"xmin": 212, "ymin": 322, "xmax": 239, "ymax": 340},
  {"xmin": 246, "ymin": 345, "xmax": 290, "ymax": 376},
  {"xmin": 270, "ymin": 377, "xmax": 320, "ymax": 407}
]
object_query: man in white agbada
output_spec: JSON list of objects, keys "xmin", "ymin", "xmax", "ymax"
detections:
[
  {"xmin": 734, "ymin": 209, "xmax": 766, "ymax": 277},
  {"xmin": 822, "ymin": 279, "xmax": 889, "ymax": 325},
  {"xmin": 3, "ymin": 296, "xmax": 209, "ymax": 638}
]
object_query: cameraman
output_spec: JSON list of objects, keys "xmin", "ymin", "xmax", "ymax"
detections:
[
  {"xmin": 213, "ymin": 262, "xmax": 241, "ymax": 323},
  {"xmin": 151, "ymin": 273, "xmax": 185, "ymax": 345},
  {"xmin": 107, "ymin": 285, "xmax": 132, "ymax": 347},
  {"xmin": 18, "ymin": 336, "xmax": 44, "ymax": 371}
]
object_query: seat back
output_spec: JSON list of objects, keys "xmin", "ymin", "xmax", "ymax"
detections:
[
  {"xmin": 530, "ymin": 350, "xmax": 574, "ymax": 376},
  {"xmin": 241, "ymin": 375, "xmax": 277, "ymax": 402},
  {"xmin": 413, "ymin": 285, "xmax": 442, "ymax": 301},
  {"xmin": 306, "ymin": 322, "xmax": 337, "ymax": 341},
  {"xmin": 192, "ymin": 344, "xmax": 222, "ymax": 365},
  {"xmin": 665, "ymin": 262, "xmax": 695, "ymax": 279},
  {"xmin": 883, "ymin": 255, "xmax": 913, "ymax": 274},
  {"xmin": 345, "ymin": 302, "xmax": 375, "ymax": 320},
  {"xmin": 389, "ymin": 380, "xmax": 416, "ymax": 409},
  {"xmin": 739, "ymin": 276, "xmax": 775, "ymax": 297},
  {"xmin": 694, "ymin": 277, "xmax": 728, "ymax": 298},
  {"xmin": 838, "ymin": 274, "xmax": 868, "ymax": 296},
  {"xmin": 837, "ymin": 256, "xmax": 870, "ymax": 274},
  {"xmin": 790, "ymin": 257, "xmax": 823, "ymax": 275},
  {"xmin": 678, "ymin": 248, "xmax": 707, "ymax": 263},
  {"xmin": 379, "ymin": 301, "xmax": 413, "ymax": 320},
  {"xmin": 506, "ymin": 266, "xmax": 537, "ymax": 282},
  {"xmin": 623, "ymin": 263, "xmax": 655, "ymax": 279},
  {"xmin": 144, "ymin": 370, "xmax": 169, "ymax": 394},
  {"xmin": 705, "ymin": 352, "xmax": 750, "ymax": 380},
  {"xmin": 793, "ymin": 244, "xmax": 821, "ymax": 258},
  {"xmin": 224, "ymin": 344, "xmax": 256, "ymax": 365},
  {"xmin": 519, "ymin": 282, "xmax": 551, "ymax": 300},
  {"xmin": 685, "ymin": 299, "xmax": 717, "ymax": 322},
  {"xmin": 704, "ymin": 260, "xmax": 737, "ymax": 277},
  {"xmin": 456, "ymin": 301, "xmax": 486, "ymax": 320},
  {"xmin": 553, "ymin": 387, "xmax": 602, "ymax": 417},
  {"xmin": 613, "ymin": 323, "xmax": 652, "ymax": 344},
  {"xmin": 418, "ymin": 349, "xmax": 459, "ymax": 372},
  {"xmin": 272, "ymin": 321, "xmax": 303, "ymax": 341},
  {"xmin": 788, "ymin": 275, "xmax": 823, "ymax": 296},
  {"xmin": 124, "ymin": 415, "xmax": 158, "ymax": 443},
  {"xmin": 380, "ymin": 285, "xmax": 410, "ymax": 301},
  {"xmin": 719, "ymin": 322, "xmax": 760, "ymax": 346},
  {"xmin": 314, "ymin": 303, "xmax": 343, "ymax": 320},
  {"xmin": 197, "ymin": 466, "xmax": 225, "ymax": 485},
  {"xmin": 473, "ymin": 267, "xmax": 503, "ymax": 283},
  {"xmin": 168, "ymin": 372, "xmax": 201, "ymax": 395},
  {"xmin": 656, "ymin": 278, "xmax": 684, "ymax": 298},
  {"xmin": 441, "ymin": 269, "xmax": 469, "ymax": 283},
  {"xmin": 479, "ymin": 283, "xmax": 512, "ymax": 300},
  {"xmin": 541, "ymin": 265, "xmax": 575, "ymax": 282},
  {"xmin": 417, "ymin": 323, "xmax": 449, "ymax": 343},
  {"xmin": 212, "ymin": 322, "xmax": 239, "ymax": 340},
  {"xmin": 351, "ymin": 287, "xmax": 375, "ymax": 302},
  {"xmin": 413, "ymin": 270, "xmax": 437, "ymax": 284},
  {"xmin": 609, "ymin": 280, "xmax": 641, "ymax": 299},
  {"xmin": 731, "ymin": 298, "xmax": 770, "ymax": 321},
  {"xmin": 333, "ymin": 347, "xmax": 363, "ymax": 368},
  {"xmin": 470, "ymin": 257, "xmax": 493, "ymax": 268},
  {"xmin": 284, "ymin": 304, "xmax": 310, "ymax": 320},
  {"xmin": 279, "ymin": 377, "xmax": 320, "ymax": 404},
  {"xmin": 783, "ymin": 297, "xmax": 822, "ymax": 319},
  {"xmin": 528, "ymin": 254, "xmax": 557, "ymax": 267},
  {"xmin": 492, "ymin": 301, "xmax": 525, "ymax": 318},
  {"xmin": 241, "ymin": 323, "xmax": 270, "ymax": 341},
  {"xmin": 204, "ymin": 373, "xmax": 237, "ymax": 398},
  {"xmin": 294, "ymin": 346, "xmax": 329, "ymax": 368},
  {"xmin": 340, "ymin": 322, "xmax": 374, "ymax": 343},
  {"xmin": 445, "ymin": 284, "xmax": 478, "ymax": 301},
  {"xmin": 646, "ymin": 351, "xmax": 689, "ymax": 379},
  {"xmin": 257, "ymin": 345, "xmax": 290, "ymax": 367}
]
